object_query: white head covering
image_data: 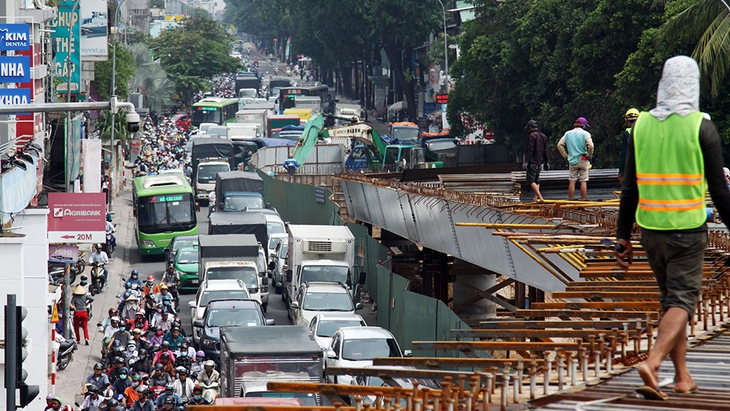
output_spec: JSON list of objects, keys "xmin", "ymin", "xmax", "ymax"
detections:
[{"xmin": 649, "ymin": 56, "xmax": 700, "ymax": 121}]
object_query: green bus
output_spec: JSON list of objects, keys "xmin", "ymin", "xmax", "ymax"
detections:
[
  {"xmin": 132, "ymin": 174, "xmax": 198, "ymax": 255},
  {"xmin": 191, "ymin": 97, "xmax": 239, "ymax": 127}
]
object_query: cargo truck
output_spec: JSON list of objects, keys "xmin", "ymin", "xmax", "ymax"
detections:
[
  {"xmin": 212, "ymin": 171, "xmax": 264, "ymax": 213},
  {"xmin": 235, "ymin": 109, "xmax": 269, "ymax": 137},
  {"xmin": 219, "ymin": 325, "xmax": 323, "ymax": 399},
  {"xmin": 198, "ymin": 234, "xmax": 269, "ymax": 310},
  {"xmin": 285, "ymin": 225, "xmax": 365, "ymax": 306}
]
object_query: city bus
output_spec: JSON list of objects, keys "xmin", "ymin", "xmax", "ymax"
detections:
[
  {"xmin": 191, "ymin": 97, "xmax": 239, "ymax": 127},
  {"xmin": 278, "ymin": 85, "xmax": 334, "ymax": 114},
  {"xmin": 132, "ymin": 174, "xmax": 198, "ymax": 255}
]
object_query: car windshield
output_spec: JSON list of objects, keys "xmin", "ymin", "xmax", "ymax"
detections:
[
  {"xmin": 267, "ymin": 220, "xmax": 285, "ymax": 234},
  {"xmin": 391, "ymin": 127, "xmax": 418, "ymax": 145},
  {"xmin": 317, "ymin": 319, "xmax": 365, "ymax": 337},
  {"xmin": 172, "ymin": 238, "xmax": 197, "ymax": 252},
  {"xmin": 176, "ymin": 250, "xmax": 199, "ymax": 265},
  {"xmin": 301, "ymin": 266, "xmax": 349, "ymax": 284},
  {"xmin": 206, "ymin": 267, "xmax": 258, "ymax": 289},
  {"xmin": 425, "ymin": 140, "xmax": 457, "ymax": 151},
  {"xmin": 342, "ymin": 338, "xmax": 401, "ymax": 361},
  {"xmin": 223, "ymin": 195, "xmax": 263, "ymax": 211},
  {"xmin": 206, "ymin": 308, "xmax": 262, "ymax": 327},
  {"xmin": 303, "ymin": 292, "xmax": 353, "ymax": 311},
  {"xmin": 197, "ymin": 164, "xmax": 229, "ymax": 181},
  {"xmin": 201, "ymin": 289, "xmax": 250, "ymax": 307}
]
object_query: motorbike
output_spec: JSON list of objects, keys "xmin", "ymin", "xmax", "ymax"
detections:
[
  {"xmin": 105, "ymin": 232, "xmax": 116, "ymax": 257},
  {"xmin": 90, "ymin": 262, "xmax": 106, "ymax": 295},
  {"xmin": 48, "ymin": 260, "xmax": 79, "ymax": 285},
  {"xmin": 198, "ymin": 380, "xmax": 219, "ymax": 404},
  {"xmin": 55, "ymin": 334, "xmax": 78, "ymax": 371}
]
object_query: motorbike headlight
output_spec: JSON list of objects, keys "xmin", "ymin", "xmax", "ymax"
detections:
[
  {"xmin": 142, "ymin": 240, "xmax": 156, "ymax": 248},
  {"xmin": 202, "ymin": 338, "xmax": 217, "ymax": 347}
]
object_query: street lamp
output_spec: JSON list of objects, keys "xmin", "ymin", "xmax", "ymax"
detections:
[{"xmin": 437, "ymin": 0, "xmax": 448, "ymax": 88}]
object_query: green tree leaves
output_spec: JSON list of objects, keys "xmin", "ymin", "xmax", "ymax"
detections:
[{"xmin": 93, "ymin": 40, "xmax": 136, "ymax": 100}]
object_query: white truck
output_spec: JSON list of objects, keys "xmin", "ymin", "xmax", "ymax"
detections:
[
  {"xmin": 236, "ymin": 109, "xmax": 270, "ymax": 137},
  {"xmin": 284, "ymin": 225, "xmax": 365, "ymax": 306},
  {"xmin": 195, "ymin": 158, "xmax": 230, "ymax": 202},
  {"xmin": 227, "ymin": 122, "xmax": 261, "ymax": 140}
]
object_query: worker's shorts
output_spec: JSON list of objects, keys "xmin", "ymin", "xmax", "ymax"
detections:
[
  {"xmin": 569, "ymin": 160, "xmax": 590, "ymax": 182},
  {"xmin": 641, "ymin": 229, "xmax": 707, "ymax": 318},
  {"xmin": 525, "ymin": 163, "xmax": 542, "ymax": 185}
]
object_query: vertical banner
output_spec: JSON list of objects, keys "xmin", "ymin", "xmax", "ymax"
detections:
[
  {"xmin": 82, "ymin": 139, "xmax": 102, "ymax": 192},
  {"xmin": 50, "ymin": 0, "xmax": 81, "ymax": 93},
  {"xmin": 65, "ymin": 114, "xmax": 83, "ymax": 184},
  {"xmin": 80, "ymin": 0, "xmax": 108, "ymax": 61}
]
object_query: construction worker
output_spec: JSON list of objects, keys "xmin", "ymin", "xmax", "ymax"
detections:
[
  {"xmin": 618, "ymin": 108, "xmax": 640, "ymax": 183},
  {"xmin": 615, "ymin": 56, "xmax": 730, "ymax": 400}
]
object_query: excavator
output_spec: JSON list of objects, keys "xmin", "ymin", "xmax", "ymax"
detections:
[{"xmin": 286, "ymin": 113, "xmax": 443, "ymax": 173}]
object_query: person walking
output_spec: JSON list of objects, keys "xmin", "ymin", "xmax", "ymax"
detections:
[
  {"xmin": 557, "ymin": 117, "xmax": 594, "ymax": 200},
  {"xmin": 71, "ymin": 284, "xmax": 94, "ymax": 345},
  {"xmin": 524, "ymin": 120, "xmax": 549, "ymax": 203},
  {"xmin": 615, "ymin": 55, "xmax": 730, "ymax": 400},
  {"xmin": 618, "ymin": 108, "xmax": 640, "ymax": 183}
]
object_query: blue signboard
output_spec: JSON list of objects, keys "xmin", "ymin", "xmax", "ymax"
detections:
[
  {"xmin": 423, "ymin": 102, "xmax": 437, "ymax": 117},
  {"xmin": 0, "ymin": 88, "xmax": 31, "ymax": 115},
  {"xmin": 50, "ymin": 1, "xmax": 81, "ymax": 93},
  {"xmin": 0, "ymin": 56, "xmax": 30, "ymax": 83},
  {"xmin": 0, "ymin": 24, "xmax": 30, "ymax": 51}
]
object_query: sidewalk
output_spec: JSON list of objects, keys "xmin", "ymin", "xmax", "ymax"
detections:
[{"xmin": 50, "ymin": 191, "xmax": 134, "ymax": 406}]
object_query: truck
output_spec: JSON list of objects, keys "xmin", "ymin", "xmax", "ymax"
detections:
[
  {"xmin": 235, "ymin": 109, "xmax": 269, "ymax": 137},
  {"xmin": 267, "ymin": 115, "xmax": 301, "ymax": 138},
  {"xmin": 213, "ymin": 171, "xmax": 264, "ymax": 212},
  {"xmin": 195, "ymin": 159, "xmax": 231, "ymax": 202},
  {"xmin": 285, "ymin": 225, "xmax": 365, "ymax": 306},
  {"xmin": 219, "ymin": 325, "xmax": 324, "ymax": 399},
  {"xmin": 191, "ymin": 139, "xmax": 235, "ymax": 200},
  {"xmin": 227, "ymin": 122, "xmax": 261, "ymax": 140},
  {"xmin": 198, "ymin": 234, "xmax": 269, "ymax": 310},
  {"xmin": 236, "ymin": 73, "xmax": 262, "ymax": 94}
]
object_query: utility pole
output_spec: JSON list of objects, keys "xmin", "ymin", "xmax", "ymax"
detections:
[
  {"xmin": 65, "ymin": 0, "xmax": 81, "ymax": 192},
  {"xmin": 437, "ymin": 0, "xmax": 448, "ymax": 89}
]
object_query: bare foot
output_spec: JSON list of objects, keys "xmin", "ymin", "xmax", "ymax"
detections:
[
  {"xmin": 673, "ymin": 380, "xmax": 698, "ymax": 394},
  {"xmin": 637, "ymin": 362, "xmax": 659, "ymax": 389}
]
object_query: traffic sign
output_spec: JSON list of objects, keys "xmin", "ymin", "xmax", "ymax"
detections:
[{"xmin": 47, "ymin": 193, "xmax": 105, "ymax": 243}]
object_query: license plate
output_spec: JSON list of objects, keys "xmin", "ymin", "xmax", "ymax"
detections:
[{"xmin": 191, "ymin": 279, "xmax": 199, "ymax": 284}]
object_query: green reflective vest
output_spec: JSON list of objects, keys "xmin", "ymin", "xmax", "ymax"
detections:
[{"xmin": 633, "ymin": 112, "xmax": 706, "ymax": 230}]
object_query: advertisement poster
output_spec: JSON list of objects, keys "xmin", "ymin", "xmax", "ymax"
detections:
[
  {"xmin": 80, "ymin": 0, "xmax": 108, "ymax": 61},
  {"xmin": 50, "ymin": 0, "xmax": 81, "ymax": 93}
]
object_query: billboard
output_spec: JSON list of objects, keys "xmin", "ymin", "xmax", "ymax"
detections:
[
  {"xmin": 47, "ymin": 192, "xmax": 106, "ymax": 243},
  {"xmin": 80, "ymin": 0, "xmax": 108, "ymax": 61},
  {"xmin": 50, "ymin": 0, "xmax": 81, "ymax": 93},
  {"xmin": 0, "ymin": 24, "xmax": 30, "ymax": 51}
]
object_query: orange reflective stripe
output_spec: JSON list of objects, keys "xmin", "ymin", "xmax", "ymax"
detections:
[
  {"xmin": 638, "ymin": 197, "xmax": 705, "ymax": 212},
  {"xmin": 636, "ymin": 173, "xmax": 703, "ymax": 185}
]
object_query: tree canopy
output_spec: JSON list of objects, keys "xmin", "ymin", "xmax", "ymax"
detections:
[
  {"xmin": 149, "ymin": 16, "xmax": 241, "ymax": 106},
  {"xmin": 93, "ymin": 40, "xmax": 136, "ymax": 100}
]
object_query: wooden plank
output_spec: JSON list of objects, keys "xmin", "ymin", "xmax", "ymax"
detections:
[
  {"xmin": 411, "ymin": 341, "xmax": 581, "ymax": 351},
  {"xmin": 372, "ymin": 357, "xmax": 544, "ymax": 368},
  {"xmin": 325, "ymin": 366, "xmax": 472, "ymax": 379},
  {"xmin": 530, "ymin": 301, "xmax": 660, "ymax": 310},
  {"xmin": 551, "ymin": 291, "xmax": 659, "ymax": 300},
  {"xmin": 266, "ymin": 381, "xmax": 438, "ymax": 397},
  {"xmin": 449, "ymin": 328, "xmax": 641, "ymax": 339},
  {"xmin": 477, "ymin": 320, "xmax": 649, "ymax": 329},
  {"xmin": 516, "ymin": 309, "xmax": 656, "ymax": 319}
]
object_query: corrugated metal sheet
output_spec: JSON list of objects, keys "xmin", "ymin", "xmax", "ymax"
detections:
[
  {"xmin": 457, "ymin": 144, "xmax": 512, "ymax": 166},
  {"xmin": 376, "ymin": 187, "xmax": 412, "ymax": 239},
  {"xmin": 252, "ymin": 144, "xmax": 344, "ymax": 175},
  {"xmin": 399, "ymin": 292, "xmax": 438, "ymax": 357}
]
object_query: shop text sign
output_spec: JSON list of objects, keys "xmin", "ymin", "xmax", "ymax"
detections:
[
  {"xmin": 0, "ymin": 24, "xmax": 30, "ymax": 50},
  {"xmin": 47, "ymin": 192, "xmax": 105, "ymax": 243}
]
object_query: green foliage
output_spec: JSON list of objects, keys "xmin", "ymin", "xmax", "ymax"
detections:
[
  {"xmin": 126, "ymin": 43, "xmax": 176, "ymax": 112},
  {"xmin": 149, "ymin": 16, "xmax": 242, "ymax": 106},
  {"xmin": 93, "ymin": 41, "xmax": 137, "ymax": 100},
  {"xmin": 186, "ymin": 7, "xmax": 211, "ymax": 19},
  {"xmin": 150, "ymin": 0, "xmax": 164, "ymax": 7}
]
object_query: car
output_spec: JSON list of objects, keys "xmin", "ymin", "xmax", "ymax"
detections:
[
  {"xmin": 189, "ymin": 279, "xmax": 251, "ymax": 344},
  {"xmin": 174, "ymin": 247, "xmax": 200, "ymax": 291},
  {"xmin": 289, "ymin": 282, "xmax": 363, "ymax": 326},
  {"xmin": 193, "ymin": 298, "xmax": 272, "ymax": 362},
  {"xmin": 350, "ymin": 366, "xmax": 440, "ymax": 406},
  {"xmin": 325, "ymin": 327, "xmax": 411, "ymax": 386},
  {"xmin": 172, "ymin": 113, "xmax": 192, "ymax": 131},
  {"xmin": 165, "ymin": 235, "xmax": 199, "ymax": 266},
  {"xmin": 307, "ymin": 313, "xmax": 366, "ymax": 350}
]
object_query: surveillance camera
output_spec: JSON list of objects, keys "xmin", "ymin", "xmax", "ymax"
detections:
[{"xmin": 126, "ymin": 112, "xmax": 140, "ymax": 133}]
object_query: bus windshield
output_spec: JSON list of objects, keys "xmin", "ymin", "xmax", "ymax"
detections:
[
  {"xmin": 192, "ymin": 107, "xmax": 221, "ymax": 126},
  {"xmin": 137, "ymin": 193, "xmax": 197, "ymax": 234}
]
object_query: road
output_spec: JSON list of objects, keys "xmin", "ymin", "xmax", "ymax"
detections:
[{"xmin": 126, "ymin": 205, "xmax": 293, "ymax": 340}]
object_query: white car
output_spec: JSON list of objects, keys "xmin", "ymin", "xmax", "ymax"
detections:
[
  {"xmin": 189, "ymin": 279, "xmax": 250, "ymax": 344},
  {"xmin": 325, "ymin": 327, "xmax": 411, "ymax": 386},
  {"xmin": 269, "ymin": 235, "xmax": 288, "ymax": 294},
  {"xmin": 308, "ymin": 313, "xmax": 366, "ymax": 350},
  {"xmin": 350, "ymin": 365, "xmax": 440, "ymax": 406},
  {"xmin": 289, "ymin": 282, "xmax": 362, "ymax": 326}
]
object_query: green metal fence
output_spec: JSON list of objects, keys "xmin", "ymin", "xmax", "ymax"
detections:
[{"xmin": 262, "ymin": 175, "xmax": 483, "ymax": 359}]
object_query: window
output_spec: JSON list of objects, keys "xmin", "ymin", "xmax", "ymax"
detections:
[
  {"xmin": 302, "ymin": 291, "xmax": 353, "ymax": 311},
  {"xmin": 341, "ymin": 338, "xmax": 400, "ymax": 361},
  {"xmin": 317, "ymin": 319, "xmax": 365, "ymax": 338}
]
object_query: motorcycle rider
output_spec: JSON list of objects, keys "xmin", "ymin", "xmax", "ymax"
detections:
[
  {"xmin": 131, "ymin": 347, "xmax": 152, "ymax": 375},
  {"xmin": 153, "ymin": 341, "xmax": 176, "ymax": 364},
  {"xmin": 155, "ymin": 385, "xmax": 183, "ymax": 409},
  {"xmin": 143, "ymin": 276, "xmax": 160, "ymax": 296},
  {"xmin": 152, "ymin": 309, "xmax": 174, "ymax": 333},
  {"xmin": 89, "ymin": 244, "xmax": 110, "ymax": 288},
  {"xmin": 111, "ymin": 367, "xmax": 132, "ymax": 395},
  {"xmin": 133, "ymin": 311, "xmax": 149, "ymax": 333},
  {"xmin": 188, "ymin": 386, "xmax": 210, "ymax": 405},
  {"xmin": 161, "ymin": 265, "xmax": 180, "ymax": 310},
  {"xmin": 80, "ymin": 385, "xmax": 106, "ymax": 410},
  {"xmin": 143, "ymin": 294, "xmax": 157, "ymax": 321},
  {"xmin": 162, "ymin": 327, "xmax": 184, "ymax": 352},
  {"xmin": 122, "ymin": 374, "xmax": 142, "ymax": 407},
  {"xmin": 172, "ymin": 366, "xmax": 195, "ymax": 401},
  {"xmin": 128, "ymin": 270, "xmax": 142, "ymax": 288},
  {"xmin": 84, "ymin": 362, "xmax": 111, "ymax": 393},
  {"xmin": 130, "ymin": 385, "xmax": 155, "ymax": 411},
  {"xmin": 196, "ymin": 360, "xmax": 220, "ymax": 386},
  {"xmin": 189, "ymin": 351, "xmax": 205, "ymax": 380},
  {"xmin": 106, "ymin": 213, "xmax": 116, "ymax": 254},
  {"xmin": 121, "ymin": 293, "xmax": 141, "ymax": 322},
  {"xmin": 106, "ymin": 321, "xmax": 132, "ymax": 355},
  {"xmin": 149, "ymin": 362, "xmax": 172, "ymax": 388}
]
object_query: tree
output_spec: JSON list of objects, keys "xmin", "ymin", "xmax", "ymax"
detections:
[
  {"xmin": 93, "ymin": 41, "xmax": 136, "ymax": 100},
  {"xmin": 126, "ymin": 43, "xmax": 176, "ymax": 112},
  {"xmin": 150, "ymin": 16, "xmax": 242, "ymax": 106}
]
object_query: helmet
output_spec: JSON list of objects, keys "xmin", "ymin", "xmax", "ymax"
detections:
[
  {"xmin": 161, "ymin": 341, "xmax": 171, "ymax": 348},
  {"xmin": 160, "ymin": 284, "xmax": 169, "ymax": 290},
  {"xmin": 114, "ymin": 356, "xmax": 125, "ymax": 364},
  {"xmin": 96, "ymin": 244, "xmax": 104, "ymax": 250},
  {"xmin": 108, "ymin": 307, "xmax": 118, "ymax": 315},
  {"xmin": 203, "ymin": 360, "xmax": 215, "ymax": 367},
  {"xmin": 161, "ymin": 352, "xmax": 170, "ymax": 359},
  {"xmin": 165, "ymin": 384, "xmax": 174, "ymax": 392},
  {"xmin": 136, "ymin": 385, "xmax": 149, "ymax": 394},
  {"xmin": 87, "ymin": 385, "xmax": 98, "ymax": 393},
  {"xmin": 196, "ymin": 350, "xmax": 205, "ymax": 358},
  {"xmin": 136, "ymin": 310, "xmax": 145, "ymax": 316},
  {"xmin": 132, "ymin": 374, "xmax": 142, "ymax": 381},
  {"xmin": 106, "ymin": 213, "xmax": 112, "ymax": 222},
  {"xmin": 111, "ymin": 316, "xmax": 121, "ymax": 323},
  {"xmin": 125, "ymin": 282, "xmax": 132, "ymax": 289},
  {"xmin": 94, "ymin": 362, "xmax": 104, "ymax": 370},
  {"xmin": 175, "ymin": 366, "xmax": 187, "ymax": 374},
  {"xmin": 625, "ymin": 108, "xmax": 640, "ymax": 121},
  {"xmin": 154, "ymin": 363, "xmax": 164, "ymax": 370},
  {"xmin": 164, "ymin": 397, "xmax": 175, "ymax": 405},
  {"xmin": 107, "ymin": 399, "xmax": 119, "ymax": 408},
  {"xmin": 131, "ymin": 270, "xmax": 139, "ymax": 276},
  {"xmin": 147, "ymin": 275, "xmax": 154, "ymax": 282},
  {"xmin": 138, "ymin": 348, "xmax": 147, "ymax": 357},
  {"xmin": 113, "ymin": 340, "xmax": 122, "ymax": 348}
]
